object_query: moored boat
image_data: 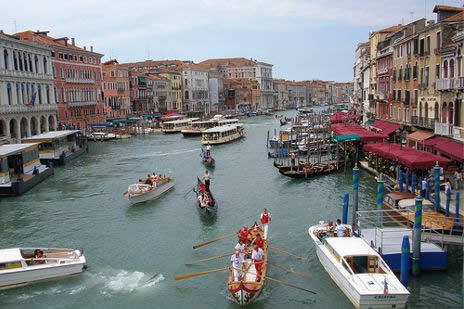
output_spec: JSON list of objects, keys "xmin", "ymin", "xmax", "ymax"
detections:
[
  {"xmin": 194, "ymin": 177, "xmax": 217, "ymax": 217},
  {"xmin": 279, "ymin": 161, "xmax": 339, "ymax": 178},
  {"xmin": 227, "ymin": 224, "xmax": 268, "ymax": 306},
  {"xmin": 123, "ymin": 175, "xmax": 174, "ymax": 204},
  {"xmin": 308, "ymin": 222, "xmax": 410, "ymax": 309},
  {"xmin": 162, "ymin": 118, "xmax": 200, "ymax": 134},
  {"xmin": 0, "ymin": 247, "xmax": 86, "ymax": 289}
]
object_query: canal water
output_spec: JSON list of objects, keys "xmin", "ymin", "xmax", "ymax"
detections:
[{"xmin": 0, "ymin": 111, "xmax": 462, "ymax": 309}]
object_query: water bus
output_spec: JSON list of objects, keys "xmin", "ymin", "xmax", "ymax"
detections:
[
  {"xmin": 162, "ymin": 118, "xmax": 200, "ymax": 134},
  {"xmin": 201, "ymin": 124, "xmax": 245, "ymax": 145}
]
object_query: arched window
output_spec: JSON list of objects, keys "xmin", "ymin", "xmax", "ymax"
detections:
[
  {"xmin": 18, "ymin": 52, "xmax": 23, "ymax": 71},
  {"xmin": 434, "ymin": 102, "xmax": 439, "ymax": 121},
  {"xmin": 23, "ymin": 53, "xmax": 28, "ymax": 72},
  {"xmin": 424, "ymin": 102, "xmax": 429, "ymax": 119},
  {"xmin": 448, "ymin": 102, "xmax": 454, "ymax": 125},
  {"xmin": 185, "ymin": 90, "xmax": 189, "ymax": 100},
  {"xmin": 3, "ymin": 49, "xmax": 8, "ymax": 70},
  {"xmin": 450, "ymin": 59, "xmax": 455, "ymax": 78},
  {"xmin": 443, "ymin": 60, "xmax": 448, "ymax": 78},
  {"xmin": 441, "ymin": 102, "xmax": 447, "ymax": 123},
  {"xmin": 28, "ymin": 54, "xmax": 33, "ymax": 72},
  {"xmin": 13, "ymin": 51, "xmax": 18, "ymax": 70},
  {"xmin": 34, "ymin": 55, "xmax": 39, "ymax": 73}
]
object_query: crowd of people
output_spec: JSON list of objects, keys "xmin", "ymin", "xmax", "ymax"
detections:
[{"xmin": 230, "ymin": 209, "xmax": 271, "ymax": 283}]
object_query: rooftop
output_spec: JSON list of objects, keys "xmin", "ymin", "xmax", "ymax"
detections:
[
  {"xmin": 203, "ymin": 124, "xmax": 243, "ymax": 133},
  {"xmin": 0, "ymin": 248, "xmax": 23, "ymax": 263},
  {"xmin": 326, "ymin": 237, "xmax": 379, "ymax": 257},
  {"xmin": 21, "ymin": 130, "xmax": 80, "ymax": 141},
  {"xmin": 0, "ymin": 143, "xmax": 38, "ymax": 157},
  {"xmin": 433, "ymin": 5, "xmax": 464, "ymax": 13}
]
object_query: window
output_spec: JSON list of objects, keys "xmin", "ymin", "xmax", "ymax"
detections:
[
  {"xmin": 436, "ymin": 32, "xmax": 441, "ymax": 49},
  {"xmin": 59, "ymin": 53, "xmax": 63, "ymax": 59},
  {"xmin": 399, "ymin": 66, "xmax": 402, "ymax": 80},
  {"xmin": 413, "ymin": 63, "xmax": 418, "ymax": 79},
  {"xmin": 436, "ymin": 64, "xmax": 440, "ymax": 78},
  {"xmin": 443, "ymin": 60, "xmax": 448, "ymax": 78},
  {"xmin": 43, "ymin": 57, "xmax": 47, "ymax": 74},
  {"xmin": 413, "ymin": 38, "xmax": 418, "ymax": 55},
  {"xmin": 3, "ymin": 49, "xmax": 8, "ymax": 70},
  {"xmin": 450, "ymin": 59, "xmax": 455, "ymax": 78},
  {"xmin": 392, "ymin": 89, "xmax": 396, "ymax": 100},
  {"xmin": 425, "ymin": 66, "xmax": 429, "ymax": 86},
  {"xmin": 420, "ymin": 38, "xmax": 425, "ymax": 56},
  {"xmin": 398, "ymin": 90, "xmax": 402, "ymax": 102},
  {"xmin": 426, "ymin": 36, "xmax": 430, "ymax": 54}
]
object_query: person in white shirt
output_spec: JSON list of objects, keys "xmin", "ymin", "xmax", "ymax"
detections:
[
  {"xmin": 251, "ymin": 245, "xmax": 264, "ymax": 282},
  {"xmin": 206, "ymin": 144, "xmax": 212, "ymax": 157},
  {"xmin": 203, "ymin": 170, "xmax": 211, "ymax": 192},
  {"xmin": 230, "ymin": 250, "xmax": 244, "ymax": 281},
  {"xmin": 335, "ymin": 219, "xmax": 345, "ymax": 237},
  {"xmin": 234, "ymin": 239, "xmax": 246, "ymax": 260}
]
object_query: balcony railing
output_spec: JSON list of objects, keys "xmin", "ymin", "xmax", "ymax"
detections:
[
  {"xmin": 0, "ymin": 104, "xmax": 58, "ymax": 114},
  {"xmin": 65, "ymin": 77, "xmax": 96, "ymax": 84},
  {"xmin": 411, "ymin": 116, "xmax": 435, "ymax": 129},
  {"xmin": 436, "ymin": 77, "xmax": 464, "ymax": 90},
  {"xmin": 434, "ymin": 122, "xmax": 453, "ymax": 136},
  {"xmin": 68, "ymin": 101, "xmax": 98, "ymax": 107}
]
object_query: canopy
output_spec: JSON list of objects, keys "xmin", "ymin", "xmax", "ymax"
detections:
[
  {"xmin": 329, "ymin": 111, "xmax": 361, "ymax": 124},
  {"xmin": 332, "ymin": 134, "xmax": 360, "ymax": 142},
  {"xmin": 91, "ymin": 123, "xmax": 110, "ymax": 128},
  {"xmin": 370, "ymin": 120, "xmax": 400, "ymax": 136},
  {"xmin": 331, "ymin": 123, "xmax": 387, "ymax": 143},
  {"xmin": 363, "ymin": 143, "xmax": 451, "ymax": 169},
  {"xmin": 422, "ymin": 137, "xmax": 464, "ymax": 162},
  {"xmin": 407, "ymin": 130, "xmax": 434, "ymax": 142}
]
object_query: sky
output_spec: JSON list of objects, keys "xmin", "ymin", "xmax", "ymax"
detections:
[{"xmin": 1, "ymin": 0, "xmax": 463, "ymax": 82}]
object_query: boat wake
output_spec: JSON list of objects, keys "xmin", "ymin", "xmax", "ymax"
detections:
[{"xmin": 94, "ymin": 269, "xmax": 165, "ymax": 296}]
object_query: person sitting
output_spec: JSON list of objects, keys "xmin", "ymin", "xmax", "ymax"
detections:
[
  {"xmin": 137, "ymin": 179, "xmax": 144, "ymax": 184},
  {"xmin": 237, "ymin": 226, "xmax": 249, "ymax": 244},
  {"xmin": 254, "ymin": 233, "xmax": 264, "ymax": 249},
  {"xmin": 204, "ymin": 192, "xmax": 213, "ymax": 206},
  {"xmin": 34, "ymin": 249, "xmax": 46, "ymax": 264},
  {"xmin": 145, "ymin": 174, "xmax": 153, "ymax": 186}
]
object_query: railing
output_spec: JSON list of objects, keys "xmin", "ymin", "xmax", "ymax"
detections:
[
  {"xmin": 452, "ymin": 126, "xmax": 464, "ymax": 140},
  {"xmin": 0, "ymin": 104, "xmax": 58, "ymax": 114},
  {"xmin": 0, "ymin": 68, "xmax": 53, "ymax": 80},
  {"xmin": 411, "ymin": 116, "xmax": 435, "ymax": 129},
  {"xmin": 65, "ymin": 77, "xmax": 96, "ymax": 84},
  {"xmin": 434, "ymin": 122, "xmax": 453, "ymax": 136},
  {"xmin": 68, "ymin": 101, "xmax": 98, "ymax": 107}
]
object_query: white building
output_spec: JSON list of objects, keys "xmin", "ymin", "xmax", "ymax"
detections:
[
  {"xmin": 182, "ymin": 65, "xmax": 209, "ymax": 114},
  {"xmin": 0, "ymin": 31, "xmax": 57, "ymax": 142},
  {"xmin": 255, "ymin": 62, "xmax": 273, "ymax": 110}
]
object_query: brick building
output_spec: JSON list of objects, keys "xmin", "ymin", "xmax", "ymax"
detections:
[{"xmin": 102, "ymin": 59, "xmax": 130, "ymax": 120}]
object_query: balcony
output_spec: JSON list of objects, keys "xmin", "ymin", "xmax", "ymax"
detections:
[
  {"xmin": 411, "ymin": 116, "xmax": 435, "ymax": 129},
  {"xmin": 436, "ymin": 77, "xmax": 464, "ymax": 90},
  {"xmin": 68, "ymin": 101, "xmax": 98, "ymax": 107},
  {"xmin": 0, "ymin": 104, "xmax": 58, "ymax": 114},
  {"xmin": 65, "ymin": 77, "xmax": 96, "ymax": 84},
  {"xmin": 434, "ymin": 122, "xmax": 453, "ymax": 136},
  {"xmin": 375, "ymin": 93, "xmax": 385, "ymax": 100}
]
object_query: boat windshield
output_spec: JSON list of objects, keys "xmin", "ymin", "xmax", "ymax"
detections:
[{"xmin": 343, "ymin": 255, "xmax": 386, "ymax": 274}]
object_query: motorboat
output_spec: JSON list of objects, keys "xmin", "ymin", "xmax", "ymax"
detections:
[
  {"xmin": 308, "ymin": 222, "xmax": 409, "ymax": 309},
  {"xmin": 0, "ymin": 247, "xmax": 86, "ymax": 289},
  {"xmin": 124, "ymin": 176, "xmax": 174, "ymax": 204}
]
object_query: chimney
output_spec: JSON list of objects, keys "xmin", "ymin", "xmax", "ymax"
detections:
[
  {"xmin": 90, "ymin": 46, "xmax": 93, "ymax": 52},
  {"xmin": 71, "ymin": 38, "xmax": 75, "ymax": 46}
]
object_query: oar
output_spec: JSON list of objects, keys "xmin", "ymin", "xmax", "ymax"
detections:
[
  {"xmin": 183, "ymin": 187, "xmax": 194, "ymax": 198},
  {"xmin": 266, "ymin": 276, "xmax": 317, "ymax": 294},
  {"xmin": 268, "ymin": 261, "xmax": 311, "ymax": 277},
  {"xmin": 185, "ymin": 253, "xmax": 230, "ymax": 265},
  {"xmin": 193, "ymin": 233, "xmax": 236, "ymax": 249},
  {"xmin": 270, "ymin": 246, "xmax": 304, "ymax": 260},
  {"xmin": 175, "ymin": 267, "xmax": 229, "ymax": 281},
  {"xmin": 146, "ymin": 273, "xmax": 159, "ymax": 283}
]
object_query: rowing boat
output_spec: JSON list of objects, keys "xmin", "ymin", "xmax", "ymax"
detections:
[
  {"xmin": 194, "ymin": 177, "xmax": 217, "ymax": 217},
  {"xmin": 227, "ymin": 225, "xmax": 268, "ymax": 306}
]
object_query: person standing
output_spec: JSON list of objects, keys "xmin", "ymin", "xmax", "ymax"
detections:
[
  {"xmin": 251, "ymin": 245, "xmax": 264, "ymax": 282},
  {"xmin": 203, "ymin": 170, "xmax": 210, "ymax": 192},
  {"xmin": 260, "ymin": 208, "xmax": 271, "ymax": 240},
  {"xmin": 206, "ymin": 144, "xmax": 212, "ymax": 158},
  {"xmin": 290, "ymin": 152, "xmax": 296, "ymax": 167},
  {"xmin": 234, "ymin": 239, "xmax": 246, "ymax": 260},
  {"xmin": 445, "ymin": 178, "xmax": 452, "ymax": 195},
  {"xmin": 230, "ymin": 250, "xmax": 244, "ymax": 281},
  {"xmin": 454, "ymin": 170, "xmax": 462, "ymax": 190},
  {"xmin": 421, "ymin": 177, "xmax": 427, "ymax": 197}
]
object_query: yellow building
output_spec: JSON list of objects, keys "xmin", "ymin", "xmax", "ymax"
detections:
[{"xmin": 158, "ymin": 70, "xmax": 182, "ymax": 111}]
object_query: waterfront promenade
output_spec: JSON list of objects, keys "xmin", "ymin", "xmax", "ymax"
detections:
[{"xmin": 0, "ymin": 113, "xmax": 462, "ymax": 309}]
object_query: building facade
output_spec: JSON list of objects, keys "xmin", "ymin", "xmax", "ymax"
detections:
[
  {"xmin": 0, "ymin": 31, "xmax": 58, "ymax": 142},
  {"xmin": 182, "ymin": 65, "xmax": 209, "ymax": 114},
  {"xmin": 102, "ymin": 59, "xmax": 130, "ymax": 120}
]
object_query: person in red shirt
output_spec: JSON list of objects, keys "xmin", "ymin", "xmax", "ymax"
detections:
[
  {"xmin": 260, "ymin": 208, "xmax": 271, "ymax": 240},
  {"xmin": 237, "ymin": 226, "xmax": 249, "ymax": 244},
  {"xmin": 254, "ymin": 233, "xmax": 264, "ymax": 249}
]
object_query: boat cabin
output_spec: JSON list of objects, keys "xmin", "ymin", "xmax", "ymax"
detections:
[
  {"xmin": 21, "ymin": 130, "xmax": 85, "ymax": 165},
  {"xmin": 162, "ymin": 118, "xmax": 200, "ymax": 133},
  {"xmin": 217, "ymin": 118, "xmax": 239, "ymax": 125},
  {"xmin": 325, "ymin": 238, "xmax": 389, "ymax": 275},
  {"xmin": 0, "ymin": 143, "xmax": 53, "ymax": 196},
  {"xmin": 191, "ymin": 120, "xmax": 217, "ymax": 130},
  {"xmin": 160, "ymin": 114, "xmax": 186, "ymax": 122},
  {"xmin": 201, "ymin": 124, "xmax": 244, "ymax": 145}
]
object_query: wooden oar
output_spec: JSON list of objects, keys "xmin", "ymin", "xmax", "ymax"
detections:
[
  {"xmin": 268, "ymin": 262, "xmax": 311, "ymax": 277},
  {"xmin": 185, "ymin": 253, "xmax": 230, "ymax": 265},
  {"xmin": 175, "ymin": 267, "xmax": 229, "ymax": 280},
  {"xmin": 266, "ymin": 276, "xmax": 317, "ymax": 294},
  {"xmin": 183, "ymin": 187, "xmax": 194, "ymax": 198},
  {"xmin": 193, "ymin": 233, "xmax": 236, "ymax": 249},
  {"xmin": 270, "ymin": 246, "xmax": 304, "ymax": 260}
]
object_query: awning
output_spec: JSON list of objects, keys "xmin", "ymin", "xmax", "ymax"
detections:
[
  {"xmin": 423, "ymin": 136, "xmax": 452, "ymax": 148},
  {"xmin": 433, "ymin": 139, "xmax": 464, "ymax": 162},
  {"xmin": 331, "ymin": 123, "xmax": 387, "ymax": 143},
  {"xmin": 365, "ymin": 120, "xmax": 375, "ymax": 126},
  {"xmin": 371, "ymin": 120, "xmax": 400, "ymax": 136},
  {"xmin": 363, "ymin": 143, "xmax": 451, "ymax": 169},
  {"xmin": 407, "ymin": 130, "xmax": 434, "ymax": 142},
  {"xmin": 91, "ymin": 123, "xmax": 110, "ymax": 128}
]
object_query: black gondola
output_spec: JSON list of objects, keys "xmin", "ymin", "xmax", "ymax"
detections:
[
  {"xmin": 201, "ymin": 149, "xmax": 215, "ymax": 168},
  {"xmin": 194, "ymin": 177, "xmax": 217, "ymax": 217},
  {"xmin": 278, "ymin": 161, "xmax": 339, "ymax": 178}
]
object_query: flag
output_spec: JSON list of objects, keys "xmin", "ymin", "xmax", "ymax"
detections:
[
  {"xmin": 383, "ymin": 279, "xmax": 389, "ymax": 295},
  {"xmin": 27, "ymin": 92, "xmax": 36, "ymax": 107}
]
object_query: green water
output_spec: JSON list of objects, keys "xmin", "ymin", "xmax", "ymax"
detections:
[{"xmin": 0, "ymin": 111, "xmax": 462, "ymax": 309}]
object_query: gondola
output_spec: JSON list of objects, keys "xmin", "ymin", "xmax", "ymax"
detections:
[
  {"xmin": 194, "ymin": 177, "xmax": 217, "ymax": 217},
  {"xmin": 279, "ymin": 118, "xmax": 287, "ymax": 126},
  {"xmin": 200, "ymin": 149, "xmax": 215, "ymax": 167},
  {"xmin": 278, "ymin": 161, "xmax": 339, "ymax": 178}
]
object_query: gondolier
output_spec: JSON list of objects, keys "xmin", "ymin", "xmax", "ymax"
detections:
[
  {"xmin": 203, "ymin": 170, "xmax": 211, "ymax": 192},
  {"xmin": 260, "ymin": 208, "xmax": 271, "ymax": 240},
  {"xmin": 206, "ymin": 144, "xmax": 212, "ymax": 157}
]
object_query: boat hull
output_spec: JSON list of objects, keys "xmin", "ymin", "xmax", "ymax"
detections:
[
  {"xmin": 0, "ymin": 260, "xmax": 85, "ymax": 289},
  {"xmin": 201, "ymin": 133, "xmax": 244, "ymax": 145},
  {"xmin": 126, "ymin": 181, "xmax": 175, "ymax": 204}
]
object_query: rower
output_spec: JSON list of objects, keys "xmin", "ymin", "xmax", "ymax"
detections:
[
  {"xmin": 231, "ymin": 249, "xmax": 244, "ymax": 282},
  {"xmin": 254, "ymin": 233, "xmax": 264, "ymax": 249},
  {"xmin": 206, "ymin": 144, "xmax": 212, "ymax": 157},
  {"xmin": 235, "ymin": 239, "xmax": 246, "ymax": 260},
  {"xmin": 260, "ymin": 208, "xmax": 271, "ymax": 240},
  {"xmin": 203, "ymin": 170, "xmax": 211, "ymax": 192},
  {"xmin": 251, "ymin": 245, "xmax": 264, "ymax": 282},
  {"xmin": 237, "ymin": 226, "xmax": 249, "ymax": 244}
]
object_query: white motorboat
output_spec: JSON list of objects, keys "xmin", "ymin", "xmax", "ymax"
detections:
[
  {"xmin": 308, "ymin": 223, "xmax": 409, "ymax": 309},
  {"xmin": 201, "ymin": 124, "xmax": 245, "ymax": 145},
  {"xmin": 124, "ymin": 176, "xmax": 174, "ymax": 204},
  {"xmin": 0, "ymin": 248, "xmax": 86, "ymax": 289}
]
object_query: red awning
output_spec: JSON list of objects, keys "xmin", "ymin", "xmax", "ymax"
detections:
[
  {"xmin": 423, "ymin": 136, "xmax": 450, "ymax": 148},
  {"xmin": 370, "ymin": 120, "xmax": 400, "ymax": 136},
  {"xmin": 330, "ymin": 111, "xmax": 361, "ymax": 124},
  {"xmin": 363, "ymin": 142, "xmax": 451, "ymax": 169},
  {"xmin": 332, "ymin": 123, "xmax": 387, "ymax": 143},
  {"xmin": 434, "ymin": 139, "xmax": 464, "ymax": 162}
]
